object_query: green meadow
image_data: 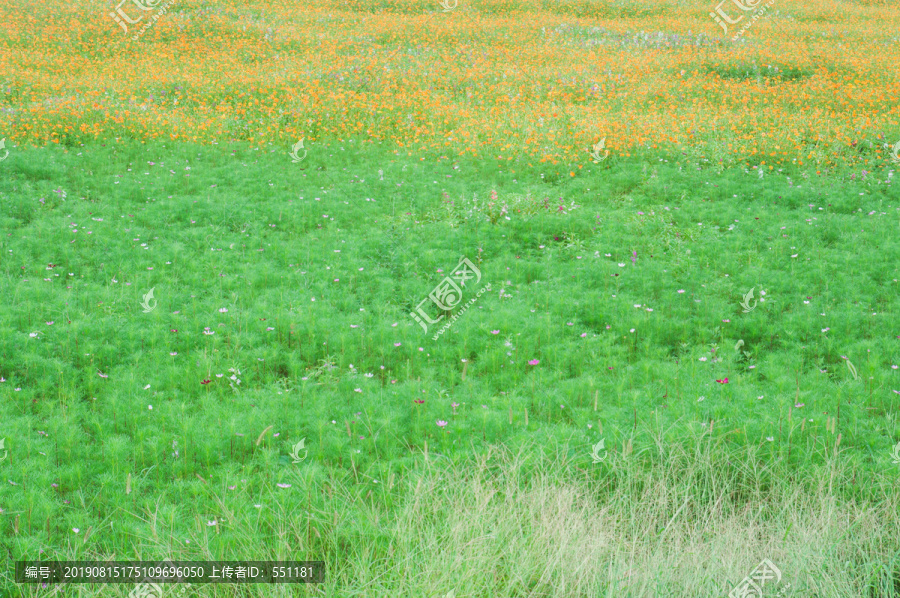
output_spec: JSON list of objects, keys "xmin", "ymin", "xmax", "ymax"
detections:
[{"xmin": 1, "ymin": 139, "xmax": 900, "ymax": 596}]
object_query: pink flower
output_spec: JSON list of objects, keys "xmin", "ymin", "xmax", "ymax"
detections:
[
  {"xmin": 528, "ymin": 359, "xmax": 540, "ymax": 366},
  {"xmin": 436, "ymin": 420, "xmax": 447, "ymax": 428},
  {"xmin": 277, "ymin": 483, "xmax": 291, "ymax": 489},
  {"xmin": 491, "ymin": 330, "xmax": 500, "ymax": 334},
  {"xmin": 716, "ymin": 378, "xmax": 729, "ymax": 384}
]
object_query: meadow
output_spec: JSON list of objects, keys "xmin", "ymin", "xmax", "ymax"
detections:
[{"xmin": 1, "ymin": 0, "xmax": 900, "ymax": 596}]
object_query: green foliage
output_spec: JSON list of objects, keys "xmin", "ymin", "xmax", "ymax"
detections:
[{"xmin": 0, "ymin": 139, "xmax": 899, "ymax": 595}]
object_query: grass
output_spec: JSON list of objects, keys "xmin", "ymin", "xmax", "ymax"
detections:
[
  {"xmin": 2, "ymin": 0, "xmax": 900, "ymax": 595},
  {"xmin": 0, "ymin": 139, "xmax": 899, "ymax": 596}
]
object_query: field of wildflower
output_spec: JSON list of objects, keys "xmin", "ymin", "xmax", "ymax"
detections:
[
  {"xmin": 1, "ymin": 0, "xmax": 900, "ymax": 596},
  {"xmin": 2, "ymin": 0, "xmax": 900, "ymax": 169}
]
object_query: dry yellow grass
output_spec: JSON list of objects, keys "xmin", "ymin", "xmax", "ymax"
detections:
[{"xmin": 378, "ymin": 437, "xmax": 900, "ymax": 596}]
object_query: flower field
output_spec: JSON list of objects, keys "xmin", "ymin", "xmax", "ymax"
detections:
[{"xmin": 1, "ymin": 0, "xmax": 899, "ymax": 168}]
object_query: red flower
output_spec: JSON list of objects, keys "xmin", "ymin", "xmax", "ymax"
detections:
[
  {"xmin": 716, "ymin": 378, "xmax": 729, "ymax": 384},
  {"xmin": 201, "ymin": 379, "xmax": 211, "ymax": 385},
  {"xmin": 414, "ymin": 399, "xmax": 424, "ymax": 405}
]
